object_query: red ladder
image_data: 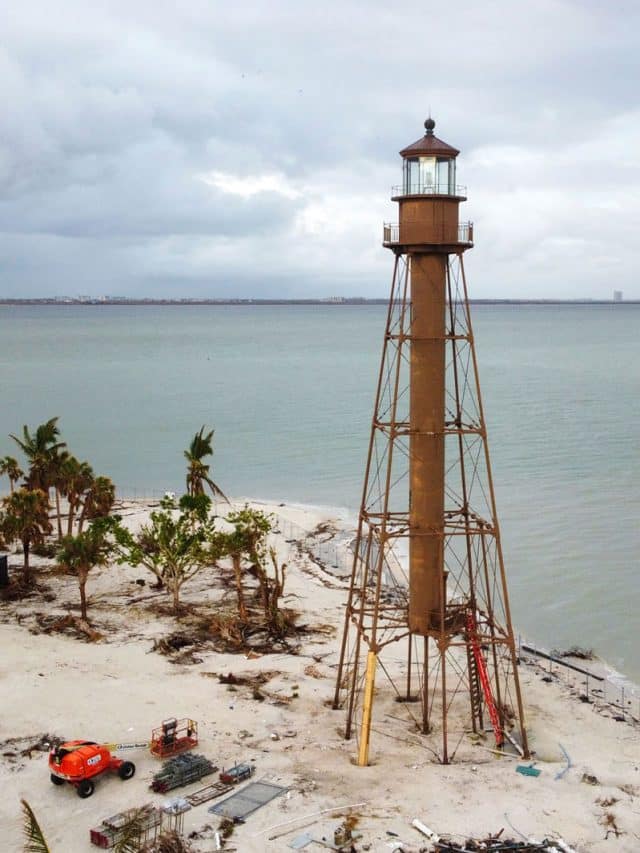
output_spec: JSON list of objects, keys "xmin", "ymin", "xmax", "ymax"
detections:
[{"xmin": 466, "ymin": 612, "xmax": 503, "ymax": 747}]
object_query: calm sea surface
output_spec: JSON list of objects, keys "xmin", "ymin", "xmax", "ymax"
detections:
[{"xmin": 1, "ymin": 303, "xmax": 638, "ymax": 682}]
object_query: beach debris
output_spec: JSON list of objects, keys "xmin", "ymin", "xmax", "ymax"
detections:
[
  {"xmin": 516, "ymin": 764, "xmax": 541, "ymax": 777},
  {"xmin": 429, "ymin": 839, "xmax": 577, "ymax": 852},
  {"xmin": 552, "ymin": 645, "xmax": 595, "ymax": 661},
  {"xmin": 333, "ymin": 816, "xmax": 358, "ymax": 847},
  {"xmin": 555, "ymin": 743, "xmax": 573, "ymax": 780},
  {"xmin": 411, "ymin": 818, "xmax": 440, "ymax": 842},
  {"xmin": 217, "ymin": 670, "xmax": 279, "ymax": 688},
  {"xmin": 596, "ymin": 796, "xmax": 619, "ymax": 807},
  {"xmin": 151, "ymin": 754, "xmax": 217, "ymax": 793},
  {"xmin": 209, "ymin": 779, "xmax": 288, "ymax": 819},
  {"xmin": 219, "ymin": 762, "xmax": 255, "ymax": 785},
  {"xmin": 0, "ymin": 732, "xmax": 64, "ymax": 769},
  {"xmin": 151, "ymin": 631, "xmax": 206, "ymax": 664},
  {"xmin": 218, "ymin": 816, "xmax": 236, "ymax": 842},
  {"xmin": 581, "ymin": 771, "xmax": 600, "ymax": 786},
  {"xmin": 289, "ymin": 831, "xmax": 314, "ymax": 849},
  {"xmin": 162, "ymin": 797, "xmax": 191, "ymax": 815},
  {"xmin": 185, "ymin": 782, "xmax": 234, "ymax": 807},
  {"xmin": 90, "ymin": 803, "xmax": 162, "ymax": 848},
  {"xmin": 599, "ymin": 810, "xmax": 622, "ymax": 839},
  {"xmin": 257, "ymin": 802, "xmax": 368, "ymax": 842},
  {"xmin": 34, "ymin": 612, "xmax": 103, "ymax": 642},
  {"xmin": 90, "ymin": 806, "xmax": 194, "ymax": 852}
]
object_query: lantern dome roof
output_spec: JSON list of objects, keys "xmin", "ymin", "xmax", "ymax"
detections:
[{"xmin": 399, "ymin": 118, "xmax": 460, "ymax": 159}]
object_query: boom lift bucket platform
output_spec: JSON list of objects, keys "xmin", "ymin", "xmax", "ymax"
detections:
[{"xmin": 150, "ymin": 718, "xmax": 198, "ymax": 759}]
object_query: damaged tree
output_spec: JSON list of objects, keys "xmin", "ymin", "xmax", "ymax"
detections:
[
  {"xmin": 0, "ymin": 488, "xmax": 52, "ymax": 585},
  {"xmin": 56, "ymin": 516, "xmax": 120, "ymax": 621},
  {"xmin": 220, "ymin": 507, "xmax": 292, "ymax": 638},
  {"xmin": 118, "ymin": 494, "xmax": 215, "ymax": 613}
]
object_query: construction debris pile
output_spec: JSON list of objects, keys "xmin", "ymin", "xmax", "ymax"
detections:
[
  {"xmin": 90, "ymin": 803, "xmax": 161, "ymax": 849},
  {"xmin": 430, "ymin": 838, "xmax": 575, "ymax": 852}
]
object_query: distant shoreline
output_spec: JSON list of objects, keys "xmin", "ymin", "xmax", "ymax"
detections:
[{"xmin": 1, "ymin": 298, "xmax": 638, "ymax": 306}]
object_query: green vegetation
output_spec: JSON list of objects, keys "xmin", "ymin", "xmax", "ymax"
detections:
[
  {"xmin": 56, "ymin": 517, "xmax": 121, "ymax": 621},
  {"xmin": 117, "ymin": 494, "xmax": 216, "ymax": 613},
  {"xmin": 184, "ymin": 425, "xmax": 228, "ymax": 501},
  {"xmin": 0, "ymin": 456, "xmax": 23, "ymax": 494},
  {"xmin": 20, "ymin": 798, "xmax": 51, "ymax": 853},
  {"xmin": 1, "ymin": 488, "xmax": 52, "ymax": 583},
  {"xmin": 1, "ymin": 419, "xmax": 296, "ymax": 650}
]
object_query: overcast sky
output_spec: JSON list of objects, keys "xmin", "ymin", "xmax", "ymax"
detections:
[{"xmin": 1, "ymin": 0, "xmax": 639, "ymax": 299}]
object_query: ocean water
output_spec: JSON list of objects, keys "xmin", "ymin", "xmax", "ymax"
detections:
[{"xmin": 0, "ymin": 303, "xmax": 638, "ymax": 682}]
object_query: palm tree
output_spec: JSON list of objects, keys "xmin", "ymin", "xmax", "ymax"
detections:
[
  {"xmin": 56, "ymin": 518, "xmax": 115, "ymax": 621},
  {"xmin": 221, "ymin": 507, "xmax": 273, "ymax": 622},
  {"xmin": 0, "ymin": 456, "xmax": 24, "ymax": 494},
  {"xmin": 10, "ymin": 417, "xmax": 66, "ymax": 493},
  {"xmin": 184, "ymin": 426, "xmax": 228, "ymax": 502},
  {"xmin": 0, "ymin": 488, "xmax": 52, "ymax": 584},
  {"xmin": 78, "ymin": 476, "xmax": 115, "ymax": 533},
  {"xmin": 48, "ymin": 449, "xmax": 70, "ymax": 540},
  {"xmin": 59, "ymin": 456, "xmax": 94, "ymax": 536},
  {"xmin": 20, "ymin": 798, "xmax": 51, "ymax": 853}
]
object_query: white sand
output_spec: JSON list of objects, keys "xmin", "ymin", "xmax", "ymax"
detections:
[{"xmin": 1, "ymin": 499, "xmax": 639, "ymax": 852}]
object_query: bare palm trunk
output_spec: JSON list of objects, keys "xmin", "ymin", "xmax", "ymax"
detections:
[
  {"xmin": 67, "ymin": 505, "xmax": 75, "ymax": 537},
  {"xmin": 79, "ymin": 571, "xmax": 88, "ymax": 621},
  {"xmin": 55, "ymin": 488, "xmax": 63, "ymax": 540},
  {"xmin": 22, "ymin": 537, "xmax": 30, "ymax": 585},
  {"xmin": 231, "ymin": 553, "xmax": 247, "ymax": 620}
]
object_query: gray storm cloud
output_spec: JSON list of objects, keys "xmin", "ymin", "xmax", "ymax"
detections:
[{"xmin": 1, "ymin": 0, "xmax": 639, "ymax": 298}]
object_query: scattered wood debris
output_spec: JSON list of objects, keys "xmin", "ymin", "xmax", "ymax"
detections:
[
  {"xmin": 33, "ymin": 613, "xmax": 103, "ymax": 642},
  {"xmin": 216, "ymin": 670, "xmax": 279, "ymax": 687},
  {"xmin": 432, "ymin": 840, "xmax": 574, "ymax": 852},
  {"xmin": 0, "ymin": 732, "xmax": 64, "ymax": 769}
]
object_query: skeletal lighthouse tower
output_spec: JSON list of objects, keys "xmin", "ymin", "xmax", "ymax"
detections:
[{"xmin": 333, "ymin": 119, "xmax": 529, "ymax": 766}]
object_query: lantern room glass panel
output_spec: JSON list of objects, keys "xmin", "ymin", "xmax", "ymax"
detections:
[{"xmin": 403, "ymin": 157, "xmax": 456, "ymax": 195}]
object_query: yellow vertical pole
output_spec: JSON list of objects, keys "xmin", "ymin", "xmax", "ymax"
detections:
[{"xmin": 358, "ymin": 651, "xmax": 377, "ymax": 766}]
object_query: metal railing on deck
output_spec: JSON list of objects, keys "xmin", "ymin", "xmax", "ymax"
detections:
[
  {"xmin": 383, "ymin": 222, "xmax": 474, "ymax": 245},
  {"xmin": 391, "ymin": 183, "xmax": 467, "ymax": 197}
]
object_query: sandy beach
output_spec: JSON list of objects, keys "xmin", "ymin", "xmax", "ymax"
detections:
[{"xmin": 1, "ymin": 498, "xmax": 639, "ymax": 852}]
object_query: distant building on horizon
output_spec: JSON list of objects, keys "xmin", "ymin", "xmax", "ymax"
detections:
[{"xmin": 613, "ymin": 290, "xmax": 623, "ymax": 302}]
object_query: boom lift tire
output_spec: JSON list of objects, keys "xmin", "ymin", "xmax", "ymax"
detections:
[
  {"xmin": 118, "ymin": 761, "xmax": 135, "ymax": 780},
  {"xmin": 50, "ymin": 773, "xmax": 65, "ymax": 785},
  {"xmin": 77, "ymin": 779, "xmax": 95, "ymax": 798}
]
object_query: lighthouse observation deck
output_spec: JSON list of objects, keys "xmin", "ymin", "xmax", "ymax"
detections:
[{"xmin": 383, "ymin": 220, "xmax": 474, "ymax": 249}]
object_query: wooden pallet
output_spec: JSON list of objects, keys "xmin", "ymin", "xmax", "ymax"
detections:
[{"xmin": 186, "ymin": 782, "xmax": 233, "ymax": 807}]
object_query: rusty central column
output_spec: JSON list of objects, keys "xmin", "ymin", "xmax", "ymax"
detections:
[{"xmin": 409, "ymin": 254, "xmax": 446, "ymax": 634}]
